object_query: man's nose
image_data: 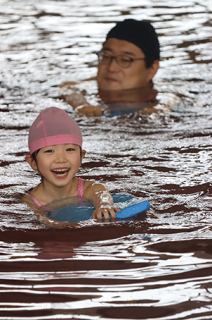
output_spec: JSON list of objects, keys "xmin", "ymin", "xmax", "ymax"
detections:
[{"xmin": 107, "ymin": 57, "xmax": 120, "ymax": 71}]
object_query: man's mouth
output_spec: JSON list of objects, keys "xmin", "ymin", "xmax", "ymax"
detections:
[{"xmin": 105, "ymin": 76, "xmax": 118, "ymax": 82}]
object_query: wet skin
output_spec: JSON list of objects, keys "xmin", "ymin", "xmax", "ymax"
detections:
[
  {"xmin": 25, "ymin": 144, "xmax": 119, "ymax": 219},
  {"xmin": 26, "ymin": 144, "xmax": 85, "ymax": 202},
  {"xmin": 97, "ymin": 38, "xmax": 159, "ymax": 91}
]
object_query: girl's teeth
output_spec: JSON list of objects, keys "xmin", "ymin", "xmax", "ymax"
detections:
[{"xmin": 53, "ymin": 169, "xmax": 69, "ymax": 175}]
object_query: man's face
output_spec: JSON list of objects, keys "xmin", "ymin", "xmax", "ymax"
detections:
[{"xmin": 97, "ymin": 38, "xmax": 159, "ymax": 91}]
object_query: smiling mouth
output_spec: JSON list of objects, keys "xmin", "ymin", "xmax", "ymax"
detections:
[{"xmin": 52, "ymin": 168, "xmax": 70, "ymax": 176}]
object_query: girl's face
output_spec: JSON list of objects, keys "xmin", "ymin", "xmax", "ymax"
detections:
[{"xmin": 27, "ymin": 144, "xmax": 85, "ymax": 188}]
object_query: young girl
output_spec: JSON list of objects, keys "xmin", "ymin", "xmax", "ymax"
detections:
[{"xmin": 23, "ymin": 107, "xmax": 119, "ymax": 225}]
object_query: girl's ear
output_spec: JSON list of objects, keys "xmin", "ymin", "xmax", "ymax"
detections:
[
  {"xmin": 81, "ymin": 149, "xmax": 86, "ymax": 160},
  {"xmin": 25, "ymin": 155, "xmax": 38, "ymax": 171}
]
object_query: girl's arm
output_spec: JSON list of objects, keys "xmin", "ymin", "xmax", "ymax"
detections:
[
  {"xmin": 84, "ymin": 182, "xmax": 120, "ymax": 220},
  {"xmin": 20, "ymin": 193, "xmax": 78, "ymax": 228}
]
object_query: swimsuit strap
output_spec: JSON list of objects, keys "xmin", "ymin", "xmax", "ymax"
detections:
[
  {"xmin": 27, "ymin": 179, "xmax": 84, "ymax": 209},
  {"xmin": 78, "ymin": 178, "xmax": 84, "ymax": 202},
  {"xmin": 27, "ymin": 191, "xmax": 49, "ymax": 211}
]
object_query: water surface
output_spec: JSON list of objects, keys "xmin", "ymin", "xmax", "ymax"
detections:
[{"xmin": 0, "ymin": 0, "xmax": 212, "ymax": 319}]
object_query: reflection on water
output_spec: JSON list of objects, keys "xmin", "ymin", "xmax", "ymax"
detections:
[{"xmin": 0, "ymin": 0, "xmax": 212, "ymax": 319}]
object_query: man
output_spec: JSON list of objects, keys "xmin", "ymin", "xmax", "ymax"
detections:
[
  {"xmin": 97, "ymin": 18, "xmax": 160, "ymax": 91},
  {"xmin": 60, "ymin": 19, "xmax": 160, "ymax": 116}
]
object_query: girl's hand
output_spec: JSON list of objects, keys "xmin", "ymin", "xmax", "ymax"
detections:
[{"xmin": 92, "ymin": 204, "xmax": 120, "ymax": 220}]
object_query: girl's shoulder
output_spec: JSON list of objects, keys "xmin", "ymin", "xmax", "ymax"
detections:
[
  {"xmin": 82, "ymin": 179, "xmax": 107, "ymax": 197},
  {"xmin": 82, "ymin": 179, "xmax": 95, "ymax": 193},
  {"xmin": 83, "ymin": 179, "xmax": 105, "ymax": 189},
  {"xmin": 18, "ymin": 191, "xmax": 42, "ymax": 212}
]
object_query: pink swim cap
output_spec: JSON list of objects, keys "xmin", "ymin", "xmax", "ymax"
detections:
[{"xmin": 28, "ymin": 107, "xmax": 82, "ymax": 155}]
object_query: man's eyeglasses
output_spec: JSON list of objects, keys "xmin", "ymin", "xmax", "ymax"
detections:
[{"xmin": 97, "ymin": 51, "xmax": 146, "ymax": 69}]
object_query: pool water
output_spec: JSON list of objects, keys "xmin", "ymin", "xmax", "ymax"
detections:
[{"xmin": 0, "ymin": 0, "xmax": 212, "ymax": 319}]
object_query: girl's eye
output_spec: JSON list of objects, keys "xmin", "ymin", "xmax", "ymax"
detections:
[
  {"xmin": 44, "ymin": 149, "xmax": 54, "ymax": 153},
  {"xmin": 66, "ymin": 148, "xmax": 75, "ymax": 152}
]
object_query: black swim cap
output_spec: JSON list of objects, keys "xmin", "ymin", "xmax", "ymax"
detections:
[{"xmin": 106, "ymin": 19, "xmax": 160, "ymax": 61}]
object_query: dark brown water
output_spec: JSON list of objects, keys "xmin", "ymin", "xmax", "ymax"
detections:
[{"xmin": 0, "ymin": 0, "xmax": 212, "ymax": 319}]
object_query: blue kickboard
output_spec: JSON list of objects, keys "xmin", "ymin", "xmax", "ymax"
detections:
[{"xmin": 46, "ymin": 193, "xmax": 150, "ymax": 223}]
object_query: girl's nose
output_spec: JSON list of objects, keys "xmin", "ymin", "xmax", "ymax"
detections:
[{"xmin": 55, "ymin": 151, "xmax": 67, "ymax": 162}]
